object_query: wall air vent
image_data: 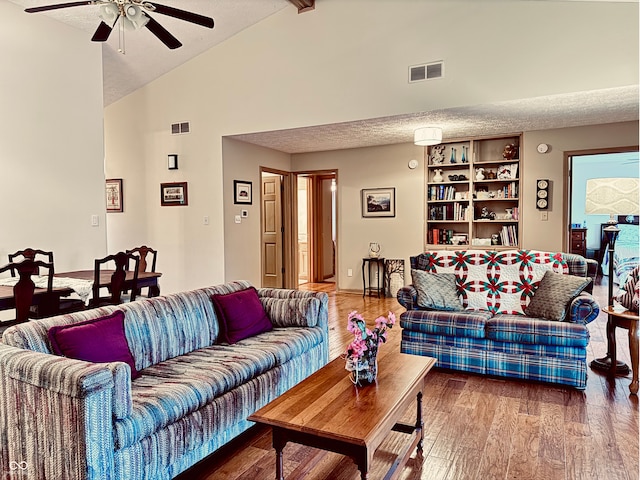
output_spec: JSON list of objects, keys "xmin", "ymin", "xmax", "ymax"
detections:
[
  {"xmin": 171, "ymin": 122, "xmax": 191, "ymax": 135},
  {"xmin": 409, "ymin": 61, "xmax": 444, "ymax": 83}
]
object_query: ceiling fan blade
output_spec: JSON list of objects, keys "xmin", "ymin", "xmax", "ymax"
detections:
[
  {"xmin": 91, "ymin": 20, "xmax": 114, "ymax": 42},
  {"xmin": 145, "ymin": 15, "xmax": 182, "ymax": 49},
  {"xmin": 149, "ymin": 3, "xmax": 214, "ymax": 29},
  {"xmin": 25, "ymin": 1, "xmax": 96, "ymax": 13}
]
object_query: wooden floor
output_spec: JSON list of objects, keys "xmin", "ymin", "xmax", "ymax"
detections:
[{"xmin": 170, "ymin": 282, "xmax": 637, "ymax": 479}]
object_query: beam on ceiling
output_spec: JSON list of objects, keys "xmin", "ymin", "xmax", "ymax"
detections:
[{"xmin": 288, "ymin": 0, "xmax": 315, "ymax": 13}]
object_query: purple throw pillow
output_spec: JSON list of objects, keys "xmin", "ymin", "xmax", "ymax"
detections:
[
  {"xmin": 211, "ymin": 287, "xmax": 273, "ymax": 344},
  {"xmin": 47, "ymin": 310, "xmax": 139, "ymax": 379}
]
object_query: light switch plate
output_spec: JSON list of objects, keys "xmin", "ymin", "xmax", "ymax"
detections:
[{"xmin": 234, "ymin": 215, "xmax": 241, "ymax": 224}]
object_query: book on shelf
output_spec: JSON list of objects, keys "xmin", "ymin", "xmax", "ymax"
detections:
[
  {"xmin": 428, "ymin": 228, "xmax": 463, "ymax": 245},
  {"xmin": 499, "ymin": 225, "xmax": 518, "ymax": 246},
  {"xmin": 428, "ymin": 203, "xmax": 468, "ymax": 221}
]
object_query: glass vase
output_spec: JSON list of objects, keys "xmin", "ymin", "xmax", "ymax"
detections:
[
  {"xmin": 350, "ymin": 355, "xmax": 378, "ymax": 386},
  {"xmin": 450, "ymin": 147, "xmax": 457, "ymax": 164}
]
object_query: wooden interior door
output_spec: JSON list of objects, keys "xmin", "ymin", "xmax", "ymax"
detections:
[{"xmin": 261, "ymin": 174, "xmax": 283, "ymax": 288}]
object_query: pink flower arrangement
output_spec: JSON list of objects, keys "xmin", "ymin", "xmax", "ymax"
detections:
[{"xmin": 345, "ymin": 310, "xmax": 396, "ymax": 368}]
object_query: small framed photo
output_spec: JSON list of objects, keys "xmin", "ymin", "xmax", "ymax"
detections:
[
  {"xmin": 234, "ymin": 180, "xmax": 252, "ymax": 205},
  {"xmin": 161, "ymin": 182, "xmax": 188, "ymax": 206},
  {"xmin": 361, "ymin": 187, "xmax": 396, "ymax": 218},
  {"xmin": 106, "ymin": 178, "xmax": 123, "ymax": 213}
]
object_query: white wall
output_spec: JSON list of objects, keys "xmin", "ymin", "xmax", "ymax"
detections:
[
  {"xmin": 104, "ymin": 0, "xmax": 638, "ymax": 293},
  {"xmin": 222, "ymin": 138, "xmax": 291, "ymax": 286},
  {"xmin": 0, "ymin": 1, "xmax": 106, "ymax": 271}
]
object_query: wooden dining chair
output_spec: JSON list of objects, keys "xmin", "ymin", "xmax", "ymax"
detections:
[
  {"xmin": 90, "ymin": 252, "xmax": 140, "ymax": 307},
  {"xmin": 8, "ymin": 248, "xmax": 86, "ymax": 317},
  {"xmin": 8, "ymin": 248, "xmax": 53, "ymax": 277},
  {"xmin": 126, "ymin": 245, "xmax": 157, "ymax": 297},
  {"xmin": 0, "ymin": 259, "xmax": 53, "ymax": 324}
]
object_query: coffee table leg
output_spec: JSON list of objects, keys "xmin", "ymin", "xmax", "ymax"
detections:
[
  {"xmin": 272, "ymin": 428, "xmax": 287, "ymax": 480},
  {"xmin": 415, "ymin": 391, "xmax": 424, "ymax": 452}
]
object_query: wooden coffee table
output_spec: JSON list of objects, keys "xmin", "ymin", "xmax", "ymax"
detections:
[{"xmin": 248, "ymin": 350, "xmax": 436, "ymax": 480}]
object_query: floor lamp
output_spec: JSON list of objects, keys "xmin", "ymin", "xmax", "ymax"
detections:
[{"xmin": 586, "ymin": 178, "xmax": 639, "ymax": 373}]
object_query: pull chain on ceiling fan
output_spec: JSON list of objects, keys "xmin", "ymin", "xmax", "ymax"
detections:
[{"xmin": 25, "ymin": 0, "xmax": 215, "ymax": 54}]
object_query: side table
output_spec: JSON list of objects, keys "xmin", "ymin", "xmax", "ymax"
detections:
[
  {"xmin": 590, "ymin": 305, "xmax": 639, "ymax": 395},
  {"xmin": 362, "ymin": 257, "xmax": 385, "ymax": 298}
]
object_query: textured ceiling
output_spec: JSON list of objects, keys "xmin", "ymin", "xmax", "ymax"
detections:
[{"xmin": 229, "ymin": 86, "xmax": 640, "ymax": 154}]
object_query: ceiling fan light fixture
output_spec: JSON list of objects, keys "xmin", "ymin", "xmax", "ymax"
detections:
[
  {"xmin": 414, "ymin": 127, "xmax": 443, "ymax": 146},
  {"xmin": 98, "ymin": 3, "xmax": 119, "ymax": 24},
  {"xmin": 123, "ymin": 5, "xmax": 149, "ymax": 30}
]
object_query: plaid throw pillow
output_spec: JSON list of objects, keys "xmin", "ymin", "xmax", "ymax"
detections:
[
  {"xmin": 411, "ymin": 269, "xmax": 463, "ymax": 311},
  {"xmin": 525, "ymin": 271, "xmax": 591, "ymax": 321}
]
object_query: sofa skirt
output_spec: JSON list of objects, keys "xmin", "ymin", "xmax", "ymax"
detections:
[{"xmin": 401, "ymin": 330, "xmax": 587, "ymax": 389}]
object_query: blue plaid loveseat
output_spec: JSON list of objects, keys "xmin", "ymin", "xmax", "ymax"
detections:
[
  {"xmin": 0, "ymin": 281, "xmax": 329, "ymax": 480},
  {"xmin": 398, "ymin": 250, "xmax": 599, "ymax": 389}
]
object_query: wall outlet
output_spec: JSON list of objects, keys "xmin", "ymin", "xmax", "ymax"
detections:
[
  {"xmin": 540, "ymin": 211, "xmax": 548, "ymax": 221},
  {"xmin": 234, "ymin": 215, "xmax": 241, "ymax": 224},
  {"xmin": 203, "ymin": 216, "xmax": 209, "ymax": 225},
  {"xmin": 347, "ymin": 268, "xmax": 353, "ymax": 277}
]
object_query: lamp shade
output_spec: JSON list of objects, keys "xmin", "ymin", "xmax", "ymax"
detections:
[
  {"xmin": 585, "ymin": 178, "xmax": 639, "ymax": 216},
  {"xmin": 414, "ymin": 127, "xmax": 442, "ymax": 146}
]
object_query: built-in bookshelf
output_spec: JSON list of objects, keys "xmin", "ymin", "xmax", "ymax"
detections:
[{"xmin": 425, "ymin": 134, "xmax": 522, "ymax": 249}]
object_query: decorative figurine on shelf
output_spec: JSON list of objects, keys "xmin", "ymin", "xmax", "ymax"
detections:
[
  {"xmin": 429, "ymin": 145, "xmax": 445, "ymax": 165},
  {"xmin": 480, "ymin": 206, "xmax": 496, "ymax": 220},
  {"xmin": 433, "ymin": 169, "xmax": 443, "ymax": 183},
  {"xmin": 458, "ymin": 174, "xmax": 467, "ymax": 181},
  {"xmin": 503, "ymin": 143, "xmax": 518, "ymax": 160},
  {"xmin": 450, "ymin": 147, "xmax": 457, "ymax": 163},
  {"xmin": 368, "ymin": 242, "xmax": 381, "ymax": 258},
  {"xmin": 504, "ymin": 208, "xmax": 513, "ymax": 220},
  {"xmin": 475, "ymin": 167, "xmax": 485, "ymax": 181},
  {"xmin": 491, "ymin": 234, "xmax": 501, "ymax": 245},
  {"xmin": 486, "ymin": 170, "xmax": 497, "ymax": 180},
  {"xmin": 448, "ymin": 174, "xmax": 459, "ymax": 181},
  {"xmin": 461, "ymin": 145, "xmax": 468, "ymax": 163}
]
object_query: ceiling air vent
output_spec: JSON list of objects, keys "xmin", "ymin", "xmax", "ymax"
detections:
[
  {"xmin": 409, "ymin": 61, "xmax": 444, "ymax": 83},
  {"xmin": 171, "ymin": 122, "xmax": 191, "ymax": 135}
]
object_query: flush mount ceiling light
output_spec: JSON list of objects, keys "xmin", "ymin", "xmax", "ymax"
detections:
[{"xmin": 414, "ymin": 127, "xmax": 443, "ymax": 146}]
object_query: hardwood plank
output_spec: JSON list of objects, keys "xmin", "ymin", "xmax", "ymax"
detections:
[
  {"xmin": 564, "ymin": 421, "xmax": 598, "ymax": 480},
  {"xmin": 506, "ymin": 414, "xmax": 540, "ymax": 480},
  {"xmin": 475, "ymin": 396, "xmax": 520, "ymax": 479}
]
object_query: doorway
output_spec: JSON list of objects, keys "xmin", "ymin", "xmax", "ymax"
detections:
[
  {"xmin": 296, "ymin": 172, "xmax": 337, "ymax": 286},
  {"xmin": 566, "ymin": 147, "xmax": 638, "ymax": 268}
]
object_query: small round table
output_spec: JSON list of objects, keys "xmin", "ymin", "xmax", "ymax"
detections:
[{"xmin": 590, "ymin": 305, "xmax": 639, "ymax": 395}]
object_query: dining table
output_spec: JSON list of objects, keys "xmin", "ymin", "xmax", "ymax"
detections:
[
  {"xmin": 0, "ymin": 270, "xmax": 162, "ymax": 316},
  {"xmin": 55, "ymin": 270, "xmax": 162, "ymax": 299}
]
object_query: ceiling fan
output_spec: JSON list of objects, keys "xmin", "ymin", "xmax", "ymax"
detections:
[{"xmin": 24, "ymin": 0, "xmax": 215, "ymax": 53}]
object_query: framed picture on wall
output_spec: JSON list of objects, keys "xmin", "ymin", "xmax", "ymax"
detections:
[
  {"xmin": 161, "ymin": 182, "xmax": 188, "ymax": 206},
  {"xmin": 361, "ymin": 187, "xmax": 396, "ymax": 218},
  {"xmin": 234, "ymin": 180, "xmax": 252, "ymax": 204},
  {"xmin": 106, "ymin": 178, "xmax": 123, "ymax": 213}
]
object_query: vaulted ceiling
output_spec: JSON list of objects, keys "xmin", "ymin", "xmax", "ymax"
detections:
[{"xmin": 8, "ymin": 0, "xmax": 638, "ymax": 153}]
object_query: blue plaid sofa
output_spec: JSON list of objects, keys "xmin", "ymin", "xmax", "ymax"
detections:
[
  {"xmin": 398, "ymin": 250, "xmax": 599, "ymax": 389},
  {"xmin": 0, "ymin": 281, "xmax": 329, "ymax": 480}
]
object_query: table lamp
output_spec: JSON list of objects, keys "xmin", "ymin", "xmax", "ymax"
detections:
[{"xmin": 585, "ymin": 177, "xmax": 639, "ymax": 374}]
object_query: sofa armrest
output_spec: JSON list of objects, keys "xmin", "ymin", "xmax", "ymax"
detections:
[
  {"xmin": 568, "ymin": 293, "xmax": 600, "ymax": 325},
  {"xmin": 257, "ymin": 288, "xmax": 329, "ymax": 331},
  {"xmin": 397, "ymin": 285, "xmax": 418, "ymax": 310},
  {"xmin": 0, "ymin": 344, "xmax": 116, "ymax": 480}
]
